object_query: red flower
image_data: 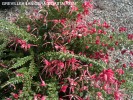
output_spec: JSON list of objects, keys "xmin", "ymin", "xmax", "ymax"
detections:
[
  {"xmin": 130, "ymin": 51, "xmax": 133, "ymax": 55},
  {"xmin": 109, "ymin": 47, "xmax": 115, "ymax": 51},
  {"xmin": 99, "ymin": 69, "xmax": 115, "ymax": 83},
  {"xmin": 95, "ymin": 40, "xmax": 100, "ymax": 45},
  {"xmin": 98, "ymin": 29, "xmax": 103, "ymax": 34},
  {"xmin": 109, "ymin": 35, "xmax": 113, "ymax": 39},
  {"xmin": 60, "ymin": 19, "xmax": 67, "ymax": 26},
  {"xmin": 83, "ymin": 9, "xmax": 89, "ymax": 15},
  {"xmin": 82, "ymin": 1, "xmax": 93, "ymax": 9},
  {"xmin": 60, "ymin": 85, "xmax": 68, "ymax": 92},
  {"xmin": 102, "ymin": 22, "xmax": 110, "ymax": 28},
  {"xmin": 78, "ymin": 34, "xmax": 83, "ymax": 38},
  {"xmin": 80, "ymin": 86, "xmax": 88, "ymax": 92},
  {"xmin": 21, "ymin": 43, "xmax": 31, "ymax": 51},
  {"xmin": 43, "ymin": 59, "xmax": 51, "ymax": 66},
  {"xmin": 116, "ymin": 69, "xmax": 124, "ymax": 75},
  {"xmin": 115, "ymin": 59, "xmax": 119, "ymax": 63},
  {"xmin": 67, "ymin": 57, "xmax": 80, "ymax": 71},
  {"xmin": 57, "ymin": 61, "xmax": 65, "ymax": 69},
  {"xmin": 121, "ymin": 49, "xmax": 127, "ymax": 54},
  {"xmin": 114, "ymin": 91, "xmax": 124, "ymax": 100},
  {"xmin": 70, "ymin": 5, "xmax": 78, "ymax": 12},
  {"xmin": 127, "ymin": 34, "xmax": 133, "ymax": 40},
  {"xmin": 16, "ymin": 39, "xmax": 32, "ymax": 51},
  {"xmin": 122, "ymin": 64, "xmax": 126, "ymax": 68},
  {"xmin": 16, "ymin": 73, "xmax": 24, "ymax": 77},
  {"xmin": 6, "ymin": 98, "xmax": 12, "ymax": 100},
  {"xmin": 11, "ymin": 93, "xmax": 19, "ymax": 99},
  {"xmin": 97, "ymin": 92, "xmax": 103, "ymax": 100},
  {"xmin": 130, "ymin": 63, "xmax": 133, "ymax": 68},
  {"xmin": 40, "ymin": 75, "xmax": 46, "ymax": 87},
  {"xmin": 89, "ymin": 63, "xmax": 93, "ymax": 67},
  {"xmin": 85, "ymin": 46, "xmax": 89, "ymax": 49},
  {"xmin": 34, "ymin": 94, "xmax": 41, "ymax": 100},
  {"xmin": 115, "ymin": 41, "xmax": 119, "ymax": 46},
  {"xmin": 119, "ymin": 27, "xmax": 127, "ymax": 32},
  {"xmin": 41, "ymin": 96, "xmax": 47, "ymax": 100},
  {"xmin": 26, "ymin": 24, "xmax": 31, "ymax": 32},
  {"xmin": 90, "ymin": 28, "xmax": 96, "ymax": 34}
]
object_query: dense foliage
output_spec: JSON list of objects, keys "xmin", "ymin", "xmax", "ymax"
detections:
[{"xmin": 0, "ymin": 0, "xmax": 133, "ymax": 100}]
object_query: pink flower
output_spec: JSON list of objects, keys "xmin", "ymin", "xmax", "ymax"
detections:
[
  {"xmin": 67, "ymin": 77, "xmax": 78, "ymax": 87},
  {"xmin": 82, "ymin": 1, "xmax": 93, "ymax": 9},
  {"xmin": 97, "ymin": 92, "xmax": 103, "ymax": 100},
  {"xmin": 70, "ymin": 5, "xmax": 78, "ymax": 12},
  {"xmin": 41, "ymin": 96, "xmax": 47, "ymax": 100},
  {"xmin": 43, "ymin": 59, "xmax": 51, "ymax": 66},
  {"xmin": 34, "ymin": 94, "xmax": 41, "ymax": 100},
  {"xmin": 67, "ymin": 58, "xmax": 80, "ymax": 71},
  {"xmin": 21, "ymin": 43, "xmax": 31, "ymax": 51},
  {"xmin": 53, "ymin": 19, "xmax": 60, "ymax": 24},
  {"xmin": 57, "ymin": 61, "xmax": 65, "ymax": 69},
  {"xmin": 16, "ymin": 73, "xmax": 24, "ymax": 77},
  {"xmin": 27, "ymin": 24, "xmax": 31, "ymax": 32},
  {"xmin": 6, "ymin": 98, "xmax": 12, "ymax": 100},
  {"xmin": 89, "ymin": 63, "xmax": 93, "ymax": 67},
  {"xmin": 80, "ymin": 86, "xmax": 88, "ymax": 91},
  {"xmin": 16, "ymin": 39, "xmax": 32, "ymax": 51},
  {"xmin": 40, "ymin": 75, "xmax": 46, "ymax": 87},
  {"xmin": 34, "ymin": 95, "xmax": 38, "ymax": 100}
]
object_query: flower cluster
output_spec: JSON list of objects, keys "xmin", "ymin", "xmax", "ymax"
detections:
[{"xmin": 1, "ymin": 0, "xmax": 132, "ymax": 100}]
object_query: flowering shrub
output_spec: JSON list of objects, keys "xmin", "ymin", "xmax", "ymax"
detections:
[{"xmin": 0, "ymin": 0, "xmax": 133, "ymax": 100}]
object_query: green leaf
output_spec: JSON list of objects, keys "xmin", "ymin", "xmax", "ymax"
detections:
[
  {"xmin": 1, "ymin": 77, "xmax": 23, "ymax": 88},
  {"xmin": 9, "ymin": 56, "xmax": 32, "ymax": 70}
]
